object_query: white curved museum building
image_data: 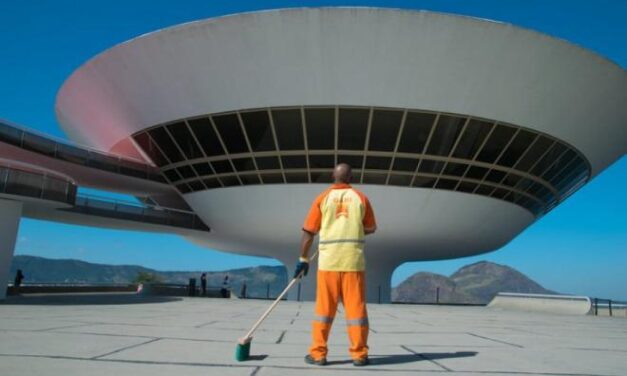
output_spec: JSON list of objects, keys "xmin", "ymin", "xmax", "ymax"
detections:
[{"xmin": 2, "ymin": 8, "xmax": 626, "ymax": 301}]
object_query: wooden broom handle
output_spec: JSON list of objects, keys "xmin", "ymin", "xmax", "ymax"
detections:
[{"xmin": 243, "ymin": 251, "xmax": 318, "ymax": 340}]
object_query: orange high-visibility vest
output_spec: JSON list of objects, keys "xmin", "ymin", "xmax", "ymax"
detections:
[{"xmin": 303, "ymin": 184, "xmax": 376, "ymax": 271}]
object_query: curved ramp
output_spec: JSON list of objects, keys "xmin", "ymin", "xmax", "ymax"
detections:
[{"xmin": 488, "ymin": 293, "xmax": 592, "ymax": 315}]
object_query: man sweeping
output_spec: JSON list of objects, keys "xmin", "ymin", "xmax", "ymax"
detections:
[{"xmin": 295, "ymin": 163, "xmax": 377, "ymax": 367}]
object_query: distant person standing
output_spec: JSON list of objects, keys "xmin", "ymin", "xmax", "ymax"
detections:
[
  {"xmin": 14, "ymin": 269, "xmax": 24, "ymax": 294},
  {"xmin": 240, "ymin": 282, "xmax": 247, "ymax": 299},
  {"xmin": 221, "ymin": 275, "xmax": 230, "ymax": 298},
  {"xmin": 200, "ymin": 273, "xmax": 207, "ymax": 296}
]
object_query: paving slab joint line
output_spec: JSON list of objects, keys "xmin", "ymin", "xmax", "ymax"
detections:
[
  {"xmin": 35, "ymin": 323, "xmax": 94, "ymax": 332},
  {"xmin": 91, "ymin": 337, "xmax": 162, "ymax": 359},
  {"xmin": 98, "ymin": 333, "xmax": 286, "ymax": 345},
  {"xmin": 250, "ymin": 366, "xmax": 262, "ymax": 376},
  {"xmin": 72, "ymin": 321, "xmax": 160, "ymax": 328},
  {"xmin": 276, "ymin": 330, "xmax": 287, "ymax": 344},
  {"xmin": 505, "ymin": 327, "xmax": 546, "ymax": 336},
  {"xmin": 466, "ymin": 332, "xmax": 524, "ymax": 348},
  {"xmin": 400, "ymin": 345, "xmax": 453, "ymax": 372},
  {"xmin": 54, "ymin": 330, "xmax": 158, "ymax": 340},
  {"xmin": 562, "ymin": 347, "xmax": 627, "ymax": 353},
  {"xmin": 195, "ymin": 320, "xmax": 218, "ymax": 328}
]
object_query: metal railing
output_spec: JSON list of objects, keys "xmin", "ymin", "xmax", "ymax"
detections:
[
  {"xmin": 6, "ymin": 283, "xmax": 137, "ymax": 296},
  {"xmin": 591, "ymin": 297, "xmax": 627, "ymax": 317},
  {"xmin": 65, "ymin": 193, "xmax": 210, "ymax": 231},
  {"xmin": 0, "ymin": 160, "xmax": 207, "ymax": 231},
  {"xmin": 15, "ymin": 282, "xmax": 134, "ymax": 287},
  {"xmin": 0, "ymin": 164, "xmax": 77, "ymax": 205},
  {"xmin": 0, "ymin": 120, "xmax": 165, "ymax": 183}
]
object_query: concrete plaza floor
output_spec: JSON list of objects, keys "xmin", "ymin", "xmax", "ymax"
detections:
[{"xmin": 0, "ymin": 293, "xmax": 626, "ymax": 375}]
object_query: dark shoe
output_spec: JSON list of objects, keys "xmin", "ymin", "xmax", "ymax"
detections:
[
  {"xmin": 353, "ymin": 357, "xmax": 370, "ymax": 367},
  {"xmin": 304, "ymin": 354, "xmax": 327, "ymax": 366}
]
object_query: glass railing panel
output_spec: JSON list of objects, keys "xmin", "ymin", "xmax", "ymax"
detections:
[
  {"xmin": 41, "ymin": 177, "xmax": 71, "ymax": 203},
  {"xmin": 62, "ymin": 193, "xmax": 209, "ymax": 231},
  {"xmin": 0, "ymin": 167, "xmax": 7, "ymax": 192},
  {"xmin": 22, "ymin": 133, "xmax": 57, "ymax": 157},
  {"xmin": 1, "ymin": 121, "xmax": 164, "ymax": 183},
  {"xmin": 167, "ymin": 210, "xmax": 195, "ymax": 227},
  {"xmin": 67, "ymin": 184, "xmax": 77, "ymax": 202},
  {"xmin": 142, "ymin": 208, "xmax": 171, "ymax": 225},
  {"xmin": 87, "ymin": 153, "xmax": 120, "ymax": 173},
  {"xmin": 117, "ymin": 159, "xmax": 148, "ymax": 179},
  {"xmin": 0, "ymin": 122, "xmax": 24, "ymax": 146},
  {"xmin": 74, "ymin": 196, "xmax": 88, "ymax": 206},
  {"xmin": 82, "ymin": 197, "xmax": 117, "ymax": 211},
  {"xmin": 5, "ymin": 169, "xmax": 43, "ymax": 198},
  {"xmin": 56, "ymin": 143, "xmax": 90, "ymax": 165},
  {"xmin": 115, "ymin": 204, "xmax": 145, "ymax": 216}
]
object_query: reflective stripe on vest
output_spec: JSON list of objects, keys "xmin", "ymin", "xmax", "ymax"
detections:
[{"xmin": 319, "ymin": 239, "xmax": 365, "ymax": 245}]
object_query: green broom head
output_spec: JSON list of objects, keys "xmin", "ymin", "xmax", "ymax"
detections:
[{"xmin": 235, "ymin": 336, "xmax": 252, "ymax": 361}]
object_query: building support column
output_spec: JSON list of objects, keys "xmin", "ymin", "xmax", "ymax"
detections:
[
  {"xmin": 0, "ymin": 199, "xmax": 22, "ymax": 300},
  {"xmin": 364, "ymin": 260, "xmax": 398, "ymax": 304}
]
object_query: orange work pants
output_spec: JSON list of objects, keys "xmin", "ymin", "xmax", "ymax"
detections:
[{"xmin": 309, "ymin": 270, "xmax": 369, "ymax": 360}]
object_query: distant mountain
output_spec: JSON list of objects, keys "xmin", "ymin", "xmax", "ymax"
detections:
[
  {"xmin": 392, "ymin": 261, "xmax": 554, "ymax": 304},
  {"xmin": 450, "ymin": 261, "xmax": 554, "ymax": 303},
  {"xmin": 393, "ymin": 272, "xmax": 477, "ymax": 304},
  {"xmin": 12, "ymin": 256, "xmax": 552, "ymax": 304},
  {"xmin": 10, "ymin": 255, "xmax": 154, "ymax": 285},
  {"xmin": 10, "ymin": 255, "xmax": 287, "ymax": 298}
]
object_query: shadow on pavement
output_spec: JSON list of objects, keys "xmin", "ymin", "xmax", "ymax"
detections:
[
  {"xmin": 0, "ymin": 293, "xmax": 183, "ymax": 305},
  {"xmin": 327, "ymin": 351, "xmax": 478, "ymax": 366},
  {"xmin": 247, "ymin": 355, "xmax": 269, "ymax": 361},
  {"xmin": 420, "ymin": 351, "xmax": 478, "ymax": 361}
]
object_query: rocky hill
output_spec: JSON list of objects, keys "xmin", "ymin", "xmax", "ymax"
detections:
[
  {"xmin": 393, "ymin": 271, "xmax": 477, "ymax": 303},
  {"xmin": 392, "ymin": 261, "xmax": 554, "ymax": 304}
]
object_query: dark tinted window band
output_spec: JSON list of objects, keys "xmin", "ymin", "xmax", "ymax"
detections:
[
  {"xmin": 133, "ymin": 106, "xmax": 590, "ymax": 218},
  {"xmin": 0, "ymin": 121, "xmax": 166, "ymax": 184}
]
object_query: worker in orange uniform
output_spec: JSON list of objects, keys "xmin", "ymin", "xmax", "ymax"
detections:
[{"xmin": 295, "ymin": 163, "xmax": 377, "ymax": 367}]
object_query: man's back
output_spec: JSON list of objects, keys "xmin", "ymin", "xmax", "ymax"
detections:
[{"xmin": 303, "ymin": 184, "xmax": 376, "ymax": 271}]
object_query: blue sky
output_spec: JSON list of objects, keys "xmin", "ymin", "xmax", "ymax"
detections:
[{"xmin": 2, "ymin": 1, "xmax": 625, "ymax": 299}]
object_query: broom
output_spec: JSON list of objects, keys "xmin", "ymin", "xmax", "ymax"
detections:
[{"xmin": 235, "ymin": 251, "xmax": 318, "ymax": 361}]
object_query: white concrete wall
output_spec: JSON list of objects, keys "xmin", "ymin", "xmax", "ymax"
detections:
[
  {"xmin": 56, "ymin": 8, "xmax": 627, "ymax": 176},
  {"xmin": 488, "ymin": 293, "xmax": 593, "ymax": 315},
  {"xmin": 184, "ymin": 184, "xmax": 534, "ymax": 262},
  {"xmin": 0, "ymin": 199, "xmax": 22, "ymax": 299}
]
